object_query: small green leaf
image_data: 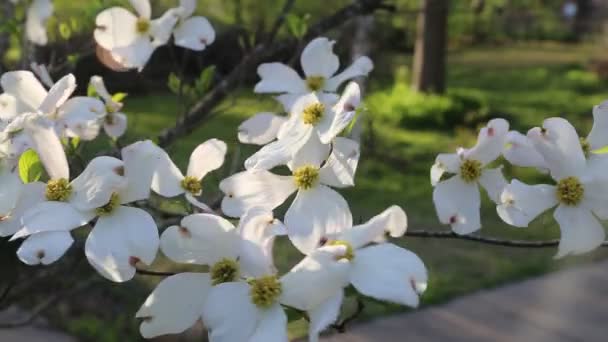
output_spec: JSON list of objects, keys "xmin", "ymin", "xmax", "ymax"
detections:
[
  {"xmin": 71, "ymin": 137, "xmax": 81, "ymax": 150},
  {"xmin": 167, "ymin": 72, "xmax": 181, "ymax": 95},
  {"xmin": 59, "ymin": 22, "xmax": 72, "ymax": 40},
  {"xmin": 195, "ymin": 65, "xmax": 216, "ymax": 94},
  {"xmin": 593, "ymin": 146, "xmax": 608, "ymax": 154},
  {"xmin": 111, "ymin": 92, "xmax": 128, "ymax": 103},
  {"xmin": 18, "ymin": 149, "xmax": 44, "ymax": 183},
  {"xmin": 87, "ymin": 82, "xmax": 98, "ymax": 97}
]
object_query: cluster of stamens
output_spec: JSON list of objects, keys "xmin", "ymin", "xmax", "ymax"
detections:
[
  {"xmin": 293, "ymin": 165, "xmax": 319, "ymax": 190},
  {"xmin": 45, "ymin": 178, "xmax": 73, "ymax": 202},
  {"xmin": 459, "ymin": 159, "xmax": 482, "ymax": 183},
  {"xmin": 305, "ymin": 76, "xmax": 325, "ymax": 92},
  {"xmin": 248, "ymin": 275, "xmax": 282, "ymax": 309},
  {"xmin": 210, "ymin": 258, "xmax": 240, "ymax": 285},
  {"xmin": 95, "ymin": 193, "xmax": 120, "ymax": 216},
  {"xmin": 302, "ymin": 103, "xmax": 325, "ymax": 125},
  {"xmin": 135, "ymin": 18, "xmax": 150, "ymax": 35},
  {"xmin": 327, "ymin": 240, "xmax": 355, "ymax": 261},
  {"xmin": 556, "ymin": 176, "xmax": 584, "ymax": 206},
  {"xmin": 180, "ymin": 176, "xmax": 202, "ymax": 195}
]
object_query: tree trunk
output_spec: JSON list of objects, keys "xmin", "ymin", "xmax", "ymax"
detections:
[
  {"xmin": 348, "ymin": 15, "xmax": 374, "ymax": 143},
  {"xmin": 411, "ymin": 0, "xmax": 449, "ymax": 94},
  {"xmin": 573, "ymin": 0, "xmax": 593, "ymax": 41}
]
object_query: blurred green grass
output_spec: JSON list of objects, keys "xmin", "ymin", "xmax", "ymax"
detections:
[{"xmin": 62, "ymin": 42, "xmax": 608, "ymax": 340}]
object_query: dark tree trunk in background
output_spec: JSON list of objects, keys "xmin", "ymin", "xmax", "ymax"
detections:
[
  {"xmin": 574, "ymin": 0, "xmax": 593, "ymax": 41},
  {"xmin": 349, "ymin": 15, "xmax": 375, "ymax": 143},
  {"xmin": 411, "ymin": 0, "xmax": 449, "ymax": 94}
]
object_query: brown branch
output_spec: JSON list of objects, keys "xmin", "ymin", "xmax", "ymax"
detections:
[
  {"xmin": 266, "ymin": 0, "xmax": 298, "ymax": 45},
  {"xmin": 135, "ymin": 267, "xmax": 177, "ymax": 277},
  {"xmin": 405, "ymin": 229, "xmax": 608, "ymax": 248},
  {"xmin": 157, "ymin": 0, "xmax": 394, "ymax": 147}
]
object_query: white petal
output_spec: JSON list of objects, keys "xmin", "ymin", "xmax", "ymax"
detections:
[
  {"xmin": 119, "ymin": 140, "xmax": 162, "ymax": 203},
  {"xmin": 89, "ymin": 75, "xmax": 113, "ymax": 102},
  {"xmin": 0, "ymin": 169, "xmax": 23, "ymax": 216},
  {"xmin": 244, "ymin": 124, "xmax": 312, "ymax": 171},
  {"xmin": 431, "ymin": 153, "xmax": 461, "ymax": 186},
  {"xmin": 325, "ymin": 56, "xmax": 374, "ymax": 92},
  {"xmin": 308, "ymin": 290, "xmax": 343, "ymax": 341},
  {"xmin": 285, "ymin": 185, "xmax": 352, "ymax": 254},
  {"xmin": 13, "ymin": 201, "xmax": 94, "ymax": 239},
  {"xmin": 220, "ymin": 171, "xmax": 297, "ymax": 218},
  {"xmin": 58, "ymin": 97, "xmax": 104, "ymax": 141},
  {"xmin": 30, "ymin": 63, "xmax": 54, "ymax": 89},
  {"xmin": 25, "ymin": 0, "xmax": 53, "ymax": 46},
  {"xmin": 0, "ymin": 181, "xmax": 45, "ymax": 237},
  {"xmin": 202, "ymin": 282, "xmax": 258, "ymax": 342},
  {"xmin": 588, "ymin": 100, "xmax": 608, "ymax": 149},
  {"xmin": 503, "ymin": 131, "xmax": 547, "ymax": 171},
  {"xmin": 300, "ymin": 37, "xmax": 339, "ymax": 79},
  {"xmin": 103, "ymin": 112, "xmax": 128, "ymax": 138},
  {"xmin": 38, "ymin": 74, "xmax": 76, "ymax": 115},
  {"xmin": 129, "ymin": 0, "xmax": 151, "ymax": 19},
  {"xmin": 150, "ymin": 9, "xmax": 179, "ymax": 46},
  {"xmin": 433, "ymin": 176, "xmax": 481, "ymax": 235},
  {"xmin": 160, "ymin": 214, "xmax": 238, "ymax": 265},
  {"xmin": 249, "ymin": 304, "xmax": 288, "ymax": 342},
  {"xmin": 136, "ymin": 273, "xmax": 211, "ymax": 338},
  {"xmin": 463, "ymin": 118, "xmax": 509, "ymax": 165},
  {"xmin": 174, "ymin": 16, "xmax": 215, "ymax": 51},
  {"xmin": 0, "ymin": 93, "xmax": 19, "ymax": 121},
  {"xmin": 111, "ymin": 38, "xmax": 156, "ymax": 71},
  {"xmin": 341, "ymin": 205, "xmax": 407, "ymax": 249},
  {"xmin": 238, "ymin": 112, "xmax": 286, "ymax": 145},
  {"xmin": 554, "ymin": 205, "xmax": 606, "ymax": 258},
  {"xmin": 289, "ymin": 132, "xmax": 330, "ymax": 170},
  {"xmin": 185, "ymin": 193, "xmax": 213, "ymax": 212},
  {"xmin": 351, "ymin": 244, "xmax": 428, "ymax": 307},
  {"xmin": 187, "ymin": 138, "xmax": 227, "ymax": 180},
  {"xmin": 150, "ymin": 150, "xmax": 185, "ymax": 198},
  {"xmin": 254, "ymin": 63, "xmax": 307, "ymax": 94},
  {"xmin": 17, "ymin": 231, "xmax": 73, "ymax": 265},
  {"xmin": 24, "ymin": 116, "xmax": 69, "ymax": 180},
  {"xmin": 331, "ymin": 82, "xmax": 361, "ymax": 115},
  {"xmin": 479, "ymin": 167, "xmax": 507, "ymax": 203},
  {"xmin": 497, "ymin": 180, "xmax": 557, "ymax": 227},
  {"xmin": 94, "ymin": 7, "xmax": 138, "ymax": 51},
  {"xmin": 1, "ymin": 71, "xmax": 47, "ymax": 112},
  {"xmin": 238, "ymin": 208, "xmax": 279, "ymax": 277},
  {"xmin": 528, "ymin": 118, "xmax": 586, "ymax": 180},
  {"xmin": 85, "ymin": 206, "xmax": 159, "ymax": 282},
  {"xmin": 319, "ymin": 137, "xmax": 360, "ymax": 188},
  {"xmin": 280, "ymin": 245, "xmax": 351, "ymax": 311},
  {"xmin": 177, "ymin": 0, "xmax": 196, "ymax": 18},
  {"xmin": 70, "ymin": 156, "xmax": 127, "ymax": 211},
  {"xmin": 316, "ymin": 107, "xmax": 357, "ymax": 145}
]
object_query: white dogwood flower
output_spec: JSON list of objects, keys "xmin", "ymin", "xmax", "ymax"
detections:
[
  {"xmin": 245, "ymin": 82, "xmax": 360, "ymax": 171},
  {"xmin": 0, "ymin": 165, "xmax": 45, "ymax": 237},
  {"xmin": 503, "ymin": 130, "xmax": 548, "ymax": 171},
  {"xmin": 25, "ymin": 0, "xmax": 53, "ymax": 46},
  {"xmin": 89, "ymin": 75, "xmax": 129, "ymax": 138},
  {"xmin": 137, "ymin": 210, "xmax": 284, "ymax": 338},
  {"xmin": 94, "ymin": 0, "xmax": 178, "ymax": 70},
  {"xmin": 12, "ymin": 141, "xmax": 162, "ymax": 281},
  {"xmin": 498, "ymin": 117, "xmax": 608, "ymax": 257},
  {"xmin": 432, "ymin": 118, "xmax": 509, "ymax": 235},
  {"xmin": 221, "ymin": 135, "xmax": 360, "ymax": 254},
  {"xmin": 172, "ymin": 0, "xmax": 215, "ymax": 51},
  {"xmin": 255, "ymin": 37, "xmax": 373, "ymax": 105},
  {"xmin": 151, "ymin": 139, "xmax": 226, "ymax": 210}
]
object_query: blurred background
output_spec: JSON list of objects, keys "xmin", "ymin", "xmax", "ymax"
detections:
[{"xmin": 2, "ymin": 0, "xmax": 608, "ymax": 341}]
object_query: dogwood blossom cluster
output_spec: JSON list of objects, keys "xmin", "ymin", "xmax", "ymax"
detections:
[
  {"xmin": 432, "ymin": 105, "xmax": 608, "ymax": 257},
  {"xmin": 94, "ymin": 0, "xmax": 215, "ymax": 71},
  {"xmin": 0, "ymin": 35, "xmax": 429, "ymax": 341}
]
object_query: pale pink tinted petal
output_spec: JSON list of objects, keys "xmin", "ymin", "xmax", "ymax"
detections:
[
  {"xmin": 174, "ymin": 16, "xmax": 215, "ymax": 51},
  {"xmin": 464, "ymin": 118, "xmax": 509, "ymax": 165},
  {"xmin": 433, "ymin": 176, "xmax": 481, "ymax": 235},
  {"xmin": 17, "ymin": 231, "xmax": 73, "ymax": 265}
]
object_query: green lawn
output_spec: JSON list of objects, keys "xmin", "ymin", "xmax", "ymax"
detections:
[{"xmin": 61, "ymin": 42, "xmax": 608, "ymax": 340}]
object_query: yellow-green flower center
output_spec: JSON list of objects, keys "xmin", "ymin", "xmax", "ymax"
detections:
[
  {"xmin": 45, "ymin": 178, "xmax": 72, "ymax": 202},
  {"xmin": 293, "ymin": 165, "xmax": 319, "ymax": 190},
  {"xmin": 180, "ymin": 176, "xmax": 202, "ymax": 195},
  {"xmin": 302, "ymin": 103, "xmax": 325, "ymax": 126},
  {"xmin": 248, "ymin": 275, "xmax": 282, "ymax": 309},
  {"xmin": 459, "ymin": 159, "xmax": 482, "ymax": 183},
  {"xmin": 580, "ymin": 137, "xmax": 591, "ymax": 156},
  {"xmin": 135, "ymin": 18, "xmax": 150, "ymax": 35},
  {"xmin": 327, "ymin": 240, "xmax": 355, "ymax": 261},
  {"xmin": 210, "ymin": 258, "xmax": 240, "ymax": 285},
  {"xmin": 105, "ymin": 104, "xmax": 117, "ymax": 114},
  {"xmin": 95, "ymin": 193, "xmax": 121, "ymax": 216},
  {"xmin": 306, "ymin": 76, "xmax": 326, "ymax": 92},
  {"xmin": 556, "ymin": 176, "xmax": 584, "ymax": 206}
]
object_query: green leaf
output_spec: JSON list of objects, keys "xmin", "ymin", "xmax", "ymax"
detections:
[
  {"xmin": 87, "ymin": 82, "xmax": 98, "ymax": 97},
  {"xmin": 59, "ymin": 22, "xmax": 72, "ymax": 40},
  {"xmin": 111, "ymin": 92, "xmax": 128, "ymax": 103},
  {"xmin": 195, "ymin": 65, "xmax": 216, "ymax": 94},
  {"xmin": 167, "ymin": 72, "xmax": 181, "ymax": 95},
  {"xmin": 286, "ymin": 13, "xmax": 310, "ymax": 38},
  {"xmin": 71, "ymin": 137, "xmax": 81, "ymax": 150},
  {"xmin": 593, "ymin": 146, "xmax": 608, "ymax": 154},
  {"xmin": 18, "ymin": 149, "xmax": 44, "ymax": 183}
]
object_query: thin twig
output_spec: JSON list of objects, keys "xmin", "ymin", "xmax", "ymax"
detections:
[
  {"xmin": 266, "ymin": 0, "xmax": 297, "ymax": 44},
  {"xmin": 135, "ymin": 268, "xmax": 176, "ymax": 277},
  {"xmin": 405, "ymin": 229, "xmax": 608, "ymax": 248}
]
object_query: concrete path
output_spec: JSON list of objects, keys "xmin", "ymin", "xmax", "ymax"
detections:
[
  {"xmin": 0, "ymin": 306, "xmax": 76, "ymax": 342},
  {"xmin": 321, "ymin": 259, "xmax": 608, "ymax": 341}
]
